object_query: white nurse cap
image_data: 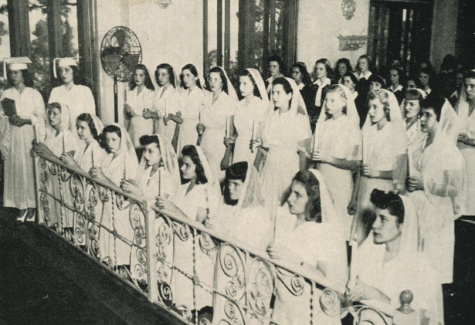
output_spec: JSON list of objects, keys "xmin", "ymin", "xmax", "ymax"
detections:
[
  {"xmin": 53, "ymin": 57, "xmax": 78, "ymax": 79},
  {"xmin": 3, "ymin": 57, "xmax": 31, "ymax": 78}
]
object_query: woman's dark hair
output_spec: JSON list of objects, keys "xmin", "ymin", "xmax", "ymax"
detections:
[
  {"xmin": 420, "ymin": 67, "xmax": 436, "ymax": 86},
  {"xmin": 129, "ymin": 64, "xmax": 155, "ymax": 91},
  {"xmin": 369, "ymin": 74, "xmax": 386, "ymax": 87},
  {"xmin": 77, "ymin": 113, "xmax": 101, "ymax": 142},
  {"xmin": 239, "ymin": 69, "xmax": 261, "ymax": 98},
  {"xmin": 419, "ymin": 59, "xmax": 433, "ymax": 72},
  {"xmin": 223, "ymin": 161, "xmax": 248, "ymax": 206},
  {"xmin": 155, "ymin": 63, "xmax": 176, "ymax": 88},
  {"xmin": 180, "ymin": 64, "xmax": 203, "ymax": 89},
  {"xmin": 343, "ymin": 71, "xmax": 358, "ymax": 86},
  {"xmin": 181, "ymin": 145, "xmax": 208, "ymax": 185},
  {"xmin": 268, "ymin": 55, "xmax": 286, "ymax": 75},
  {"xmin": 464, "ymin": 69, "xmax": 475, "ymax": 80},
  {"xmin": 420, "ymin": 96, "xmax": 445, "ymax": 122},
  {"xmin": 315, "ymin": 58, "xmax": 333, "ymax": 79},
  {"xmin": 272, "ymin": 77, "xmax": 293, "ymax": 110},
  {"xmin": 48, "ymin": 102, "xmax": 62, "ymax": 112},
  {"xmin": 55, "ymin": 65, "xmax": 83, "ymax": 85},
  {"xmin": 139, "ymin": 134, "xmax": 160, "ymax": 149},
  {"xmin": 357, "ymin": 55, "xmax": 373, "ymax": 73},
  {"xmin": 101, "ymin": 124, "xmax": 122, "ymax": 151},
  {"xmin": 370, "ymin": 189, "xmax": 405, "ymax": 224},
  {"xmin": 404, "ymin": 89, "xmax": 425, "ymax": 101},
  {"xmin": 440, "ymin": 54, "xmax": 455, "ymax": 72},
  {"xmin": 335, "ymin": 58, "xmax": 353, "ymax": 75},
  {"xmin": 291, "ymin": 170, "xmax": 322, "ymax": 223},
  {"xmin": 6, "ymin": 69, "xmax": 34, "ymax": 88},
  {"xmin": 207, "ymin": 66, "xmax": 229, "ymax": 94},
  {"xmin": 406, "ymin": 75, "xmax": 423, "ymax": 89},
  {"xmin": 291, "ymin": 62, "xmax": 312, "ymax": 86},
  {"xmin": 388, "ymin": 67, "xmax": 406, "ymax": 86}
]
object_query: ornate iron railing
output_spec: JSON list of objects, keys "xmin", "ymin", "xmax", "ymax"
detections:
[{"xmin": 32, "ymin": 151, "xmax": 408, "ymax": 325}]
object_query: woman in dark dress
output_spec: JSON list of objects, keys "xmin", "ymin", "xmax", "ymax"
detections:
[{"xmin": 291, "ymin": 62, "xmax": 314, "ymax": 129}]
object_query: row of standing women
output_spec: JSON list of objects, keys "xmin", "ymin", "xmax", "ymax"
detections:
[{"xmin": 1, "ymin": 55, "xmax": 474, "ymax": 324}]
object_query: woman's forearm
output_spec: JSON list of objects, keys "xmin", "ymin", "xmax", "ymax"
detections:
[{"xmin": 325, "ymin": 157, "xmax": 358, "ymax": 171}]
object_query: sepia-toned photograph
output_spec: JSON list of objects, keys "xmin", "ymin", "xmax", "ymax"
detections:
[{"xmin": 0, "ymin": 0, "xmax": 474, "ymax": 324}]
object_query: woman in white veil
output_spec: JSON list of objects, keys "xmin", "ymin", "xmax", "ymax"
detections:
[
  {"xmin": 407, "ymin": 95, "xmax": 464, "ymax": 284},
  {"xmin": 257, "ymin": 77, "xmax": 312, "ymax": 210},
  {"xmin": 300, "ymin": 84, "xmax": 361, "ymax": 239},
  {"xmin": 268, "ymin": 169, "xmax": 348, "ymax": 325},
  {"xmin": 155, "ymin": 144, "xmax": 220, "ymax": 314},
  {"xmin": 225, "ymin": 68, "xmax": 269, "ymax": 166},
  {"xmin": 121, "ymin": 133, "xmax": 180, "ymax": 204},
  {"xmin": 198, "ymin": 66, "xmax": 237, "ymax": 178},
  {"xmin": 455, "ymin": 70, "xmax": 475, "ymax": 216},
  {"xmin": 348, "ymin": 190, "xmax": 443, "ymax": 325},
  {"xmin": 348, "ymin": 89, "xmax": 408, "ymax": 246}
]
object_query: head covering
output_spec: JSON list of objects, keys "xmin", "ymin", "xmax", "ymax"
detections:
[
  {"xmin": 455, "ymin": 74, "xmax": 475, "ymax": 138},
  {"xmin": 138, "ymin": 134, "xmax": 180, "ymax": 187},
  {"xmin": 89, "ymin": 114, "xmax": 104, "ymax": 136},
  {"xmin": 234, "ymin": 163, "xmax": 265, "ymax": 212},
  {"xmin": 107, "ymin": 123, "xmax": 135, "ymax": 156},
  {"xmin": 363, "ymin": 89, "xmax": 404, "ymax": 132},
  {"xmin": 308, "ymin": 169, "xmax": 345, "ymax": 239},
  {"xmin": 317, "ymin": 84, "xmax": 359, "ymax": 128},
  {"xmin": 3, "ymin": 57, "xmax": 31, "ymax": 77},
  {"xmin": 46, "ymin": 102, "xmax": 74, "ymax": 133},
  {"xmin": 53, "ymin": 57, "xmax": 78, "ymax": 79},
  {"xmin": 195, "ymin": 146, "xmax": 221, "ymax": 214},
  {"xmin": 269, "ymin": 77, "xmax": 308, "ymax": 117},
  {"xmin": 438, "ymin": 99, "xmax": 461, "ymax": 144},
  {"xmin": 245, "ymin": 68, "xmax": 270, "ymax": 106},
  {"xmin": 214, "ymin": 66, "xmax": 238, "ymax": 101}
]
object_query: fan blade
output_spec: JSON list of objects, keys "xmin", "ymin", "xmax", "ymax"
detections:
[
  {"xmin": 121, "ymin": 54, "xmax": 141, "ymax": 70},
  {"xmin": 113, "ymin": 29, "xmax": 127, "ymax": 48}
]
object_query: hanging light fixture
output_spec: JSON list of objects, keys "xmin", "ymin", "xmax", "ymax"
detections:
[{"xmin": 155, "ymin": 0, "xmax": 172, "ymax": 9}]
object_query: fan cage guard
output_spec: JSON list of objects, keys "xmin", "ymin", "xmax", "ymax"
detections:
[{"xmin": 100, "ymin": 26, "xmax": 143, "ymax": 83}]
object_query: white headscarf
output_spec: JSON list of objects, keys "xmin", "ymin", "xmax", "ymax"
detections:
[
  {"xmin": 138, "ymin": 133, "xmax": 180, "ymax": 187},
  {"xmin": 269, "ymin": 77, "xmax": 308, "ymax": 118},
  {"xmin": 213, "ymin": 66, "xmax": 238, "ymax": 102},
  {"xmin": 87, "ymin": 113, "xmax": 104, "ymax": 136},
  {"xmin": 455, "ymin": 74, "xmax": 475, "ymax": 138},
  {"xmin": 316, "ymin": 84, "xmax": 359, "ymax": 128},
  {"xmin": 363, "ymin": 89, "xmax": 405, "ymax": 132},
  {"xmin": 195, "ymin": 145, "xmax": 221, "ymax": 214},
  {"xmin": 246, "ymin": 68, "xmax": 270, "ymax": 106},
  {"xmin": 438, "ymin": 99, "xmax": 461, "ymax": 145},
  {"xmin": 309, "ymin": 169, "xmax": 345, "ymax": 240},
  {"xmin": 235, "ymin": 163, "xmax": 265, "ymax": 212}
]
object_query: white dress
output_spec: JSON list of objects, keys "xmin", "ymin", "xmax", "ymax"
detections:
[
  {"xmin": 171, "ymin": 183, "xmax": 213, "ymax": 311},
  {"xmin": 98, "ymin": 151, "xmax": 138, "ymax": 265},
  {"xmin": 457, "ymin": 108, "xmax": 475, "ymax": 215},
  {"xmin": 75, "ymin": 140, "xmax": 108, "ymax": 173},
  {"xmin": 408, "ymin": 133, "xmax": 464, "ymax": 284},
  {"xmin": 351, "ymin": 122, "xmax": 407, "ymax": 244},
  {"xmin": 406, "ymin": 119, "xmax": 423, "ymax": 145},
  {"xmin": 126, "ymin": 87, "xmax": 155, "ymax": 149},
  {"xmin": 261, "ymin": 110, "xmax": 311, "ymax": 207},
  {"xmin": 316, "ymin": 115, "xmax": 361, "ymax": 239},
  {"xmin": 49, "ymin": 84, "xmax": 95, "ymax": 136},
  {"xmin": 136, "ymin": 165, "xmax": 177, "ymax": 204},
  {"xmin": 177, "ymin": 86, "xmax": 207, "ymax": 153},
  {"xmin": 272, "ymin": 207, "xmax": 346, "ymax": 325},
  {"xmin": 200, "ymin": 91, "xmax": 236, "ymax": 177},
  {"xmin": 0, "ymin": 87, "xmax": 45, "ymax": 209},
  {"xmin": 233, "ymin": 96, "xmax": 268, "ymax": 164},
  {"xmin": 152, "ymin": 85, "xmax": 179, "ymax": 141}
]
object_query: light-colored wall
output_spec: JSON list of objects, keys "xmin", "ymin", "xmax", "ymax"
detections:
[
  {"xmin": 97, "ymin": 0, "xmax": 203, "ymax": 124},
  {"xmin": 430, "ymin": 0, "xmax": 459, "ymax": 72},
  {"xmin": 297, "ymin": 0, "xmax": 371, "ymax": 75}
]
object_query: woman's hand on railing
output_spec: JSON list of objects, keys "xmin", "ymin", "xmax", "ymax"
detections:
[
  {"xmin": 266, "ymin": 242, "xmax": 302, "ymax": 265},
  {"xmin": 120, "ymin": 179, "xmax": 142, "ymax": 197},
  {"xmin": 155, "ymin": 196, "xmax": 178, "ymax": 215},
  {"xmin": 347, "ymin": 279, "xmax": 390, "ymax": 304},
  {"xmin": 32, "ymin": 140, "xmax": 50, "ymax": 156},
  {"xmin": 89, "ymin": 166, "xmax": 105, "ymax": 180},
  {"xmin": 60, "ymin": 153, "xmax": 77, "ymax": 167}
]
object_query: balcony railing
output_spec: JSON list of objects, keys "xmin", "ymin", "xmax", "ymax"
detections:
[{"xmin": 32, "ymin": 150, "xmax": 406, "ymax": 325}]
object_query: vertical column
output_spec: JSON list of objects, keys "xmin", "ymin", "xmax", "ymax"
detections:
[
  {"xmin": 217, "ymin": 0, "xmax": 223, "ymax": 67},
  {"xmin": 7, "ymin": 0, "xmax": 31, "ymax": 57},
  {"xmin": 47, "ymin": 0, "xmax": 63, "ymax": 76},
  {"xmin": 203, "ymin": 0, "xmax": 209, "ymax": 74}
]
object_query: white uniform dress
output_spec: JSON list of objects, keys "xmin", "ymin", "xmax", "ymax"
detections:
[
  {"xmin": 126, "ymin": 87, "xmax": 155, "ymax": 149},
  {"xmin": 177, "ymin": 86, "xmax": 207, "ymax": 153},
  {"xmin": 49, "ymin": 84, "xmax": 95, "ymax": 135},
  {"xmin": 233, "ymin": 96, "xmax": 268, "ymax": 164},
  {"xmin": 0, "ymin": 87, "xmax": 45, "ymax": 209},
  {"xmin": 200, "ymin": 91, "xmax": 236, "ymax": 176},
  {"xmin": 152, "ymin": 85, "xmax": 179, "ymax": 141}
]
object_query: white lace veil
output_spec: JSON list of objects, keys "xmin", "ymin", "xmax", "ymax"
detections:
[
  {"xmin": 363, "ymin": 89, "xmax": 405, "ymax": 132},
  {"xmin": 234, "ymin": 163, "xmax": 265, "ymax": 212},
  {"xmin": 196, "ymin": 145, "xmax": 221, "ymax": 214},
  {"xmin": 214, "ymin": 66, "xmax": 238, "ymax": 101},
  {"xmin": 316, "ymin": 84, "xmax": 359, "ymax": 128},
  {"xmin": 246, "ymin": 68, "xmax": 270, "ymax": 106},
  {"xmin": 138, "ymin": 133, "xmax": 181, "ymax": 187},
  {"xmin": 438, "ymin": 99, "xmax": 461, "ymax": 145},
  {"xmin": 89, "ymin": 114, "xmax": 104, "ymax": 136}
]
